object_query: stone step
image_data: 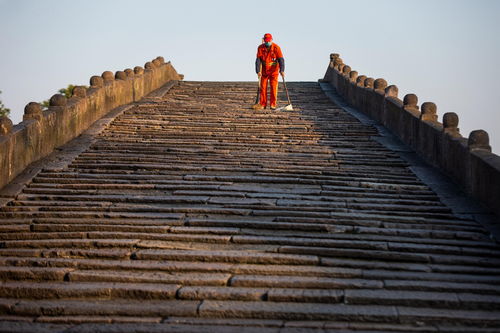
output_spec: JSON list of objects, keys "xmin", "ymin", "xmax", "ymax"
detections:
[
  {"xmin": 0, "ymin": 281, "xmax": 179, "ymax": 300},
  {"xmin": 0, "ymin": 239, "xmax": 140, "ymax": 249},
  {"xmin": 0, "ymin": 211, "xmax": 186, "ymax": 220},
  {"xmin": 7, "ymin": 297, "xmax": 495, "ymax": 326},
  {"xmin": 132, "ymin": 248, "xmax": 319, "ymax": 265},
  {"xmin": 0, "ymin": 230, "xmax": 232, "ymax": 244},
  {"xmin": 279, "ymin": 245, "xmax": 500, "ymax": 267},
  {"xmin": 0, "ymin": 298, "xmax": 200, "ymax": 318},
  {"xmin": 364, "ymin": 288, "xmax": 499, "ymax": 310},
  {"xmin": 66, "ymin": 270, "xmax": 231, "ymax": 286},
  {"xmin": 197, "ymin": 301, "xmax": 500, "ymax": 325},
  {"xmin": 0, "ymin": 256, "xmax": 355, "ymax": 277},
  {"xmin": 187, "ymin": 216, "xmax": 480, "ymax": 234},
  {"xmin": 31, "ymin": 218, "xmax": 184, "ymax": 226}
]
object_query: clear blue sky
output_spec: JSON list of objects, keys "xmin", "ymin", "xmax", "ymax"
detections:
[{"xmin": 1, "ymin": 0, "xmax": 499, "ymax": 153}]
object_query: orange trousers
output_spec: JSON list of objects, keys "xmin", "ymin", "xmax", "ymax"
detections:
[{"xmin": 259, "ymin": 74, "xmax": 279, "ymax": 107}]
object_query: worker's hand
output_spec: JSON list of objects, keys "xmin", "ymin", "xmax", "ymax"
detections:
[
  {"xmin": 280, "ymin": 72, "xmax": 285, "ymax": 78},
  {"xmin": 257, "ymin": 72, "xmax": 262, "ymax": 79}
]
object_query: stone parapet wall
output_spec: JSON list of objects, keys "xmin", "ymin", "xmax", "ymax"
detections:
[
  {"xmin": 322, "ymin": 53, "xmax": 500, "ymax": 218},
  {"xmin": 0, "ymin": 57, "xmax": 182, "ymax": 189}
]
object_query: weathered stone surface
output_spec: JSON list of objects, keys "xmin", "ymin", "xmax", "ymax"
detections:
[
  {"xmin": 364, "ymin": 77, "xmax": 374, "ymax": 88},
  {"xmin": 178, "ymin": 286, "xmax": 266, "ymax": 301},
  {"xmin": 0, "ymin": 116, "xmax": 13, "ymax": 136},
  {"xmin": 11, "ymin": 299, "xmax": 199, "ymax": 317},
  {"xmin": 124, "ymin": 68, "xmax": 134, "ymax": 77},
  {"xmin": 373, "ymin": 78, "xmax": 388, "ymax": 91},
  {"xmin": 72, "ymin": 86, "xmax": 87, "ymax": 98},
  {"xmin": 345, "ymin": 289, "xmax": 460, "ymax": 307},
  {"xmin": 420, "ymin": 102, "xmax": 437, "ymax": 122},
  {"xmin": 115, "ymin": 71, "xmax": 127, "ymax": 80},
  {"xmin": 49, "ymin": 94, "xmax": 67, "ymax": 107},
  {"xmin": 468, "ymin": 129, "xmax": 491, "ymax": 152},
  {"xmin": 90, "ymin": 75, "xmax": 104, "ymax": 87},
  {"xmin": 199, "ymin": 301, "xmax": 399, "ymax": 321},
  {"xmin": 267, "ymin": 288, "xmax": 344, "ymax": 303},
  {"xmin": 385, "ymin": 85, "xmax": 398, "ymax": 98},
  {"xmin": 230, "ymin": 275, "xmax": 382, "ymax": 289},
  {"xmin": 101, "ymin": 71, "xmax": 114, "ymax": 81},
  {"xmin": 133, "ymin": 249, "xmax": 318, "ymax": 265},
  {"xmin": 403, "ymin": 93, "xmax": 418, "ymax": 109},
  {"xmin": 23, "ymin": 102, "xmax": 43, "ymax": 121},
  {"xmin": 68, "ymin": 270, "xmax": 231, "ymax": 285},
  {"xmin": 134, "ymin": 66, "xmax": 144, "ymax": 75}
]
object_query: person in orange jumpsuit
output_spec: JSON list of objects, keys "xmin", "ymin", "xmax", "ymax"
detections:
[{"xmin": 253, "ymin": 33, "xmax": 285, "ymax": 110}]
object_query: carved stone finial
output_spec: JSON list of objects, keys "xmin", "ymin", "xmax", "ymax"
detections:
[
  {"xmin": 385, "ymin": 85, "xmax": 398, "ymax": 98},
  {"xmin": 124, "ymin": 68, "xmax": 134, "ymax": 77},
  {"xmin": 102, "ymin": 71, "xmax": 114, "ymax": 81},
  {"xmin": 330, "ymin": 53, "xmax": 340, "ymax": 60},
  {"xmin": 134, "ymin": 66, "xmax": 144, "ymax": 75},
  {"xmin": 356, "ymin": 75, "xmax": 367, "ymax": 87},
  {"xmin": 0, "ymin": 116, "xmax": 13, "ymax": 136},
  {"xmin": 374, "ymin": 78, "xmax": 388, "ymax": 91},
  {"xmin": 152, "ymin": 59, "xmax": 161, "ymax": 67},
  {"xmin": 23, "ymin": 102, "xmax": 43, "ymax": 121},
  {"xmin": 364, "ymin": 78, "xmax": 374, "ymax": 88},
  {"xmin": 49, "ymin": 94, "xmax": 67, "ymax": 107},
  {"xmin": 115, "ymin": 71, "xmax": 127, "ymax": 80},
  {"xmin": 468, "ymin": 130, "xmax": 491, "ymax": 152},
  {"xmin": 442, "ymin": 112, "xmax": 460, "ymax": 137},
  {"xmin": 338, "ymin": 63, "xmax": 345, "ymax": 73},
  {"xmin": 156, "ymin": 56, "xmax": 165, "ymax": 64},
  {"xmin": 403, "ymin": 94, "xmax": 418, "ymax": 110},
  {"xmin": 72, "ymin": 86, "xmax": 87, "ymax": 98},
  {"xmin": 349, "ymin": 70, "xmax": 358, "ymax": 82},
  {"xmin": 342, "ymin": 65, "xmax": 351, "ymax": 75},
  {"xmin": 144, "ymin": 62, "xmax": 154, "ymax": 70},
  {"xmin": 420, "ymin": 102, "xmax": 437, "ymax": 122},
  {"xmin": 443, "ymin": 113, "xmax": 458, "ymax": 128},
  {"xmin": 90, "ymin": 76, "xmax": 104, "ymax": 88}
]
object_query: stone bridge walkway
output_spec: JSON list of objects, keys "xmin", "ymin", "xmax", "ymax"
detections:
[{"xmin": 0, "ymin": 81, "xmax": 499, "ymax": 332}]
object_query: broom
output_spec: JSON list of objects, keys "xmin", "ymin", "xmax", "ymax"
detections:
[{"xmin": 276, "ymin": 76, "xmax": 293, "ymax": 111}]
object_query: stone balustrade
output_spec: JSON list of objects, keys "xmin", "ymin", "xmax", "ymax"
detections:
[
  {"xmin": 322, "ymin": 53, "xmax": 500, "ymax": 218},
  {"xmin": 0, "ymin": 57, "xmax": 182, "ymax": 189}
]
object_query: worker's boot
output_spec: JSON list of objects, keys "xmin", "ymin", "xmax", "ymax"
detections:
[{"xmin": 252, "ymin": 104, "xmax": 264, "ymax": 110}]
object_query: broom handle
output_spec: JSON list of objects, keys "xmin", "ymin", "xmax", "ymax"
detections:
[
  {"xmin": 282, "ymin": 76, "xmax": 291, "ymax": 105},
  {"xmin": 255, "ymin": 63, "xmax": 262, "ymax": 104},
  {"xmin": 255, "ymin": 76, "xmax": 261, "ymax": 104}
]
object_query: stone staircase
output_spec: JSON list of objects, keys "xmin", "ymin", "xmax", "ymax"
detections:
[{"xmin": 0, "ymin": 81, "xmax": 499, "ymax": 332}]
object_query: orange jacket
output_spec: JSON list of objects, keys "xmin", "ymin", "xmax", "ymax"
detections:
[{"xmin": 256, "ymin": 43, "xmax": 284, "ymax": 76}]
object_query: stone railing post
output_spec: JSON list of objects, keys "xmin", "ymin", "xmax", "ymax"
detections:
[
  {"xmin": 383, "ymin": 85, "xmax": 401, "ymax": 131},
  {"xmin": 401, "ymin": 94, "xmax": 420, "ymax": 150},
  {"xmin": 0, "ymin": 116, "xmax": 13, "ymax": 136},
  {"xmin": 468, "ymin": 130, "xmax": 491, "ymax": 152},
  {"xmin": 442, "ymin": 112, "xmax": 460, "ymax": 137},
  {"xmin": 418, "ymin": 102, "xmax": 442, "ymax": 165},
  {"xmin": 23, "ymin": 102, "xmax": 43, "ymax": 122},
  {"xmin": 371, "ymin": 78, "xmax": 387, "ymax": 121}
]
